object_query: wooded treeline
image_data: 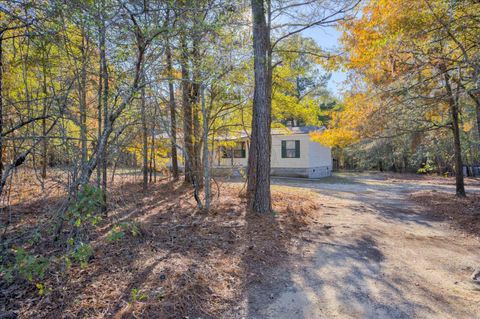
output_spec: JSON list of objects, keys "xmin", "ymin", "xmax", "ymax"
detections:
[
  {"xmin": 1, "ymin": 1, "xmax": 361, "ymax": 295},
  {"xmin": 4, "ymin": 0, "xmax": 478, "ymax": 313},
  {"xmin": 1, "ymin": 0, "xmax": 354, "ymax": 258},
  {"xmin": 317, "ymin": 0, "xmax": 480, "ymax": 196}
]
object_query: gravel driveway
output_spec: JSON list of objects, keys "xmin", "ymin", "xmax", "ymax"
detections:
[{"xmin": 245, "ymin": 173, "xmax": 480, "ymax": 318}]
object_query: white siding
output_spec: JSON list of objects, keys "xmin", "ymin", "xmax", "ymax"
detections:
[
  {"xmin": 271, "ymin": 134, "xmax": 311, "ymax": 168},
  {"xmin": 217, "ymin": 156, "xmax": 248, "ymax": 167},
  {"xmin": 210, "ymin": 132, "xmax": 332, "ymax": 178},
  {"xmin": 307, "ymin": 139, "xmax": 332, "ymax": 177},
  {"xmin": 308, "ymin": 140, "xmax": 332, "ymax": 168},
  {"xmin": 214, "ymin": 139, "xmax": 249, "ymax": 167}
]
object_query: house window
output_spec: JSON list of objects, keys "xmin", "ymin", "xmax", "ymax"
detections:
[
  {"xmin": 220, "ymin": 146, "xmax": 232, "ymax": 158},
  {"xmin": 220, "ymin": 142, "xmax": 246, "ymax": 158},
  {"xmin": 281, "ymin": 140, "xmax": 300, "ymax": 158},
  {"xmin": 233, "ymin": 142, "xmax": 246, "ymax": 158}
]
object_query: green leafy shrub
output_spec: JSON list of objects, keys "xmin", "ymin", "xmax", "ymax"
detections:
[
  {"xmin": 119, "ymin": 221, "xmax": 141, "ymax": 237},
  {"xmin": 36, "ymin": 282, "xmax": 51, "ymax": 296},
  {"xmin": 0, "ymin": 248, "xmax": 49, "ymax": 283},
  {"xmin": 28, "ymin": 229, "xmax": 42, "ymax": 245},
  {"xmin": 69, "ymin": 242, "xmax": 94, "ymax": 269},
  {"xmin": 417, "ymin": 160, "xmax": 436, "ymax": 174},
  {"xmin": 68, "ymin": 185, "xmax": 104, "ymax": 229},
  {"xmin": 106, "ymin": 227, "xmax": 125, "ymax": 242},
  {"xmin": 107, "ymin": 221, "xmax": 141, "ymax": 243}
]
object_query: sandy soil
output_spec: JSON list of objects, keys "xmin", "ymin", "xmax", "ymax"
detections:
[
  {"xmin": 242, "ymin": 173, "xmax": 480, "ymax": 319},
  {"xmin": 2, "ymin": 171, "xmax": 479, "ymax": 318}
]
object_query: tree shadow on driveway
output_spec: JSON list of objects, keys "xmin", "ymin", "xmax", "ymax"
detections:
[{"xmin": 247, "ymin": 177, "xmax": 480, "ymax": 319}]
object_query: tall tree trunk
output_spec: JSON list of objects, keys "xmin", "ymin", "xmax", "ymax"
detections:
[
  {"xmin": 149, "ymin": 130, "xmax": 155, "ymax": 183},
  {"xmin": 100, "ymin": 10, "xmax": 109, "ymax": 211},
  {"xmin": 201, "ymin": 84, "xmax": 210, "ymax": 210},
  {"xmin": 247, "ymin": 0, "xmax": 272, "ymax": 213},
  {"xmin": 141, "ymin": 73, "xmax": 148, "ymax": 190},
  {"xmin": 465, "ymin": 90, "xmax": 480, "ymax": 155},
  {"xmin": 191, "ymin": 38, "xmax": 202, "ymax": 187},
  {"xmin": 192, "ymin": 90, "xmax": 202, "ymax": 186},
  {"xmin": 79, "ymin": 28, "xmax": 88, "ymax": 176},
  {"xmin": 476, "ymin": 98, "xmax": 480, "ymax": 156},
  {"xmin": 96, "ymin": 37, "xmax": 103, "ymax": 188},
  {"xmin": 166, "ymin": 39, "xmax": 178, "ymax": 179},
  {"xmin": 475, "ymin": 97, "xmax": 480, "ymax": 151},
  {"xmin": 40, "ymin": 44, "xmax": 49, "ymax": 180},
  {"xmin": 54, "ymin": 36, "xmax": 147, "ymax": 238},
  {"xmin": 0, "ymin": 33, "xmax": 4, "ymax": 179},
  {"xmin": 181, "ymin": 36, "xmax": 194, "ymax": 184},
  {"xmin": 443, "ymin": 67, "xmax": 466, "ymax": 197}
]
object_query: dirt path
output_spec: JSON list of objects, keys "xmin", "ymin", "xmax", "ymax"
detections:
[{"xmin": 245, "ymin": 174, "xmax": 480, "ymax": 318}]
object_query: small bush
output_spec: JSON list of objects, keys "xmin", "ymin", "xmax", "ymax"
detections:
[
  {"xmin": 0, "ymin": 248, "xmax": 49, "ymax": 283},
  {"xmin": 36, "ymin": 282, "xmax": 51, "ymax": 296},
  {"xmin": 107, "ymin": 221, "xmax": 141, "ymax": 243},
  {"xmin": 68, "ymin": 242, "xmax": 94, "ymax": 269},
  {"xmin": 106, "ymin": 227, "xmax": 125, "ymax": 242},
  {"xmin": 417, "ymin": 160, "xmax": 436, "ymax": 174},
  {"xmin": 119, "ymin": 221, "xmax": 141, "ymax": 237},
  {"xmin": 69, "ymin": 185, "xmax": 104, "ymax": 229}
]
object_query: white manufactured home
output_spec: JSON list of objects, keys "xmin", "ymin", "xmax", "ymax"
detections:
[{"xmin": 214, "ymin": 126, "xmax": 332, "ymax": 178}]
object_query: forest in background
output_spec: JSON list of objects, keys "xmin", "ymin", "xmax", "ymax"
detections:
[
  {"xmin": 318, "ymin": 0, "xmax": 480, "ymax": 197},
  {"xmin": 0, "ymin": 0, "xmax": 344, "ymax": 212},
  {"xmin": 0, "ymin": 0, "xmax": 353, "ymax": 309},
  {"xmin": 1, "ymin": 0, "xmax": 480, "ymax": 317}
]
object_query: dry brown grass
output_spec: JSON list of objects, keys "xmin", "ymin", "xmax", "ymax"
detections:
[
  {"xmin": 410, "ymin": 190, "xmax": 480, "ymax": 238},
  {"xmin": 1, "ymin": 171, "xmax": 320, "ymax": 318}
]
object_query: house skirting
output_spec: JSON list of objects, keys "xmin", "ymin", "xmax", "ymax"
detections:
[
  {"xmin": 271, "ymin": 166, "xmax": 332, "ymax": 178},
  {"xmin": 211, "ymin": 167, "xmax": 246, "ymax": 177},
  {"xmin": 211, "ymin": 166, "xmax": 332, "ymax": 179}
]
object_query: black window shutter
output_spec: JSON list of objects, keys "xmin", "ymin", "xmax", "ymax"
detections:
[
  {"xmin": 281, "ymin": 141, "xmax": 286, "ymax": 158},
  {"xmin": 295, "ymin": 140, "xmax": 300, "ymax": 158}
]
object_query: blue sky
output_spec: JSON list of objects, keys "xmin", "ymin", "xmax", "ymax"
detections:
[{"xmin": 302, "ymin": 26, "xmax": 346, "ymax": 98}]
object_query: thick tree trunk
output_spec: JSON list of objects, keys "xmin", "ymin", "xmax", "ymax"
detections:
[
  {"xmin": 166, "ymin": 40, "xmax": 179, "ymax": 179},
  {"xmin": 191, "ymin": 38, "xmax": 202, "ymax": 187},
  {"xmin": 247, "ymin": 0, "xmax": 272, "ymax": 213},
  {"xmin": 443, "ymin": 68, "xmax": 466, "ymax": 197}
]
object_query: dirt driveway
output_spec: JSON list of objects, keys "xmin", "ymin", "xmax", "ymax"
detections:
[{"xmin": 244, "ymin": 173, "xmax": 480, "ymax": 318}]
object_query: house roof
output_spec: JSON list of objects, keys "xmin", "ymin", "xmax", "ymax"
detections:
[
  {"xmin": 272, "ymin": 126, "xmax": 324, "ymax": 135},
  {"xmin": 157, "ymin": 126, "xmax": 326, "ymax": 141},
  {"xmin": 215, "ymin": 126, "xmax": 325, "ymax": 141}
]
